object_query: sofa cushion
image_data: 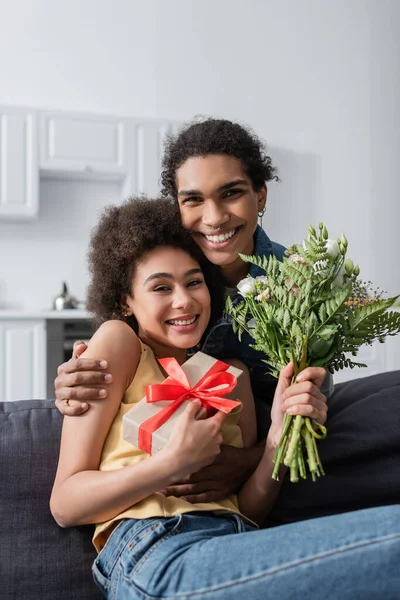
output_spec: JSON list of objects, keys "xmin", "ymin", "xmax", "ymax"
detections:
[
  {"xmin": 263, "ymin": 370, "xmax": 400, "ymax": 526},
  {"xmin": 0, "ymin": 400, "xmax": 102, "ymax": 600}
]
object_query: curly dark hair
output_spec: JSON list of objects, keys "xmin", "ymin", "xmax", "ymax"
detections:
[
  {"xmin": 161, "ymin": 117, "xmax": 279, "ymax": 199},
  {"xmin": 86, "ymin": 196, "xmax": 224, "ymax": 333}
]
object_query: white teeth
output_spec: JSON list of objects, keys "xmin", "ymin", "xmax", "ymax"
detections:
[
  {"xmin": 205, "ymin": 229, "xmax": 236, "ymax": 243},
  {"xmin": 168, "ymin": 316, "xmax": 197, "ymax": 326}
]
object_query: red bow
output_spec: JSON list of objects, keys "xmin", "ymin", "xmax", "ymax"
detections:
[{"xmin": 138, "ymin": 357, "xmax": 240, "ymax": 454}]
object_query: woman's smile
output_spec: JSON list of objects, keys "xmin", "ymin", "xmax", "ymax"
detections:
[
  {"xmin": 165, "ymin": 314, "xmax": 200, "ymax": 332},
  {"xmin": 124, "ymin": 246, "xmax": 211, "ymax": 360}
]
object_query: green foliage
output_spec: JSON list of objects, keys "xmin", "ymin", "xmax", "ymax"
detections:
[
  {"xmin": 227, "ymin": 225, "xmax": 400, "ymax": 378},
  {"xmin": 229, "ymin": 223, "xmax": 400, "ymax": 482}
]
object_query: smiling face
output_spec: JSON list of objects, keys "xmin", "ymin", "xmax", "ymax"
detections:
[
  {"xmin": 176, "ymin": 155, "xmax": 267, "ymax": 286},
  {"xmin": 123, "ymin": 246, "xmax": 211, "ymax": 363}
]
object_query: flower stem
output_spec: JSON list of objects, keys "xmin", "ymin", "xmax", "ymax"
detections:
[
  {"xmin": 302, "ymin": 426, "xmax": 317, "ymax": 473},
  {"xmin": 271, "ymin": 335, "xmax": 326, "ymax": 482},
  {"xmin": 290, "ymin": 453, "xmax": 299, "ymax": 483},
  {"xmin": 297, "ymin": 443, "xmax": 307, "ymax": 479},
  {"xmin": 272, "ymin": 427, "xmax": 290, "ymax": 480},
  {"xmin": 284, "ymin": 415, "xmax": 303, "ymax": 467}
]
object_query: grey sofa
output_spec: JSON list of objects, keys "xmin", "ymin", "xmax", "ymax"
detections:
[
  {"xmin": 1, "ymin": 371, "xmax": 399, "ymax": 599},
  {"xmin": 0, "ymin": 400, "xmax": 102, "ymax": 600}
]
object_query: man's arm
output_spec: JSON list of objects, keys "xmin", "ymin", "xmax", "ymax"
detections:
[{"xmin": 159, "ymin": 443, "xmax": 265, "ymax": 504}]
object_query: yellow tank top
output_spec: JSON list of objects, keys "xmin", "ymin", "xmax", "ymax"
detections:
[{"xmin": 93, "ymin": 340, "xmax": 245, "ymax": 551}]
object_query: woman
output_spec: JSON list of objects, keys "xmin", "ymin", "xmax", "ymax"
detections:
[
  {"xmin": 50, "ymin": 196, "xmax": 400, "ymax": 599},
  {"xmin": 54, "ymin": 118, "xmax": 400, "ymax": 524}
]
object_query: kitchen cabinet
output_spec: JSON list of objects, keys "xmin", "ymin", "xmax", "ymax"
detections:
[
  {"xmin": 0, "ymin": 104, "xmax": 181, "ymax": 218},
  {"xmin": 40, "ymin": 110, "xmax": 128, "ymax": 180},
  {"xmin": 0, "ymin": 319, "xmax": 46, "ymax": 402},
  {"xmin": 0, "ymin": 107, "xmax": 39, "ymax": 219},
  {"xmin": 123, "ymin": 120, "xmax": 178, "ymax": 197}
]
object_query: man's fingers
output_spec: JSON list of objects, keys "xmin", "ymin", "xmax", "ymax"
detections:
[
  {"xmin": 161, "ymin": 484, "xmax": 194, "ymax": 497},
  {"xmin": 181, "ymin": 455, "xmax": 226, "ymax": 482},
  {"xmin": 61, "ymin": 370, "xmax": 112, "ymax": 387},
  {"xmin": 161, "ymin": 479, "xmax": 222, "ymax": 498},
  {"xmin": 56, "ymin": 386, "xmax": 108, "ymax": 401},
  {"xmin": 57, "ymin": 358, "xmax": 108, "ymax": 375},
  {"xmin": 180, "ymin": 490, "xmax": 226, "ymax": 504}
]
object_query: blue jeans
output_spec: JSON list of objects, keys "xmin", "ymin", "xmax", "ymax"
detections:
[{"xmin": 93, "ymin": 505, "xmax": 400, "ymax": 599}]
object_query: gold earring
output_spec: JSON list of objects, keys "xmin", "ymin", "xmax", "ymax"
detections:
[{"xmin": 258, "ymin": 207, "xmax": 266, "ymax": 227}]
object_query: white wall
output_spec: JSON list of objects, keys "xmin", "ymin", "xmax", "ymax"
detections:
[
  {"xmin": 0, "ymin": 179, "xmax": 120, "ymax": 308},
  {"xmin": 0, "ymin": 0, "xmax": 399, "ymax": 309}
]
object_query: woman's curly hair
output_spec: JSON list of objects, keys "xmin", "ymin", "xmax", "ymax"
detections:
[
  {"xmin": 161, "ymin": 117, "xmax": 279, "ymax": 199},
  {"xmin": 86, "ymin": 196, "xmax": 224, "ymax": 333}
]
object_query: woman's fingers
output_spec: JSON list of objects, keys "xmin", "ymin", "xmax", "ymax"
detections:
[
  {"xmin": 296, "ymin": 366, "xmax": 327, "ymax": 390},
  {"xmin": 54, "ymin": 398, "xmax": 89, "ymax": 416},
  {"xmin": 275, "ymin": 362, "xmax": 295, "ymax": 397},
  {"xmin": 283, "ymin": 393, "xmax": 328, "ymax": 425},
  {"xmin": 283, "ymin": 380, "xmax": 326, "ymax": 402}
]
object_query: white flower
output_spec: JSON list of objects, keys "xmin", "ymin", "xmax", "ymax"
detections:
[
  {"xmin": 255, "ymin": 275, "xmax": 269, "ymax": 285},
  {"xmin": 331, "ymin": 265, "xmax": 347, "ymax": 288},
  {"xmin": 247, "ymin": 318, "xmax": 257, "ymax": 329},
  {"xmin": 325, "ymin": 239, "xmax": 340, "ymax": 259},
  {"xmin": 237, "ymin": 277, "xmax": 256, "ymax": 297},
  {"xmin": 255, "ymin": 288, "xmax": 270, "ymax": 302}
]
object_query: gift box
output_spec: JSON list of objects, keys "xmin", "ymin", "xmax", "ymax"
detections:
[{"xmin": 122, "ymin": 352, "xmax": 242, "ymax": 455}]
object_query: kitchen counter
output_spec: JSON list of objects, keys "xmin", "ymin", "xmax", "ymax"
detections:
[{"xmin": 0, "ymin": 309, "xmax": 91, "ymax": 320}]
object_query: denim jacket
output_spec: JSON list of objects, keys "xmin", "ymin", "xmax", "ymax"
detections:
[{"xmin": 200, "ymin": 226, "xmax": 334, "ymax": 406}]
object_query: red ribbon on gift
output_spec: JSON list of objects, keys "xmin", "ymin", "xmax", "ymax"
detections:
[{"xmin": 138, "ymin": 357, "xmax": 240, "ymax": 454}]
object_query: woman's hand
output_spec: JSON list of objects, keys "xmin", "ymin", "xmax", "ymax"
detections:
[
  {"xmin": 269, "ymin": 364, "xmax": 328, "ymax": 446},
  {"xmin": 163, "ymin": 401, "xmax": 227, "ymax": 481}
]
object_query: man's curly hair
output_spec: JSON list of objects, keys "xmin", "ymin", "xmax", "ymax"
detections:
[
  {"xmin": 86, "ymin": 197, "xmax": 224, "ymax": 333},
  {"xmin": 161, "ymin": 117, "xmax": 279, "ymax": 199}
]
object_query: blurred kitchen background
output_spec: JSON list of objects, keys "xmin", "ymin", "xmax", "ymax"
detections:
[{"xmin": 0, "ymin": 0, "xmax": 399, "ymax": 400}]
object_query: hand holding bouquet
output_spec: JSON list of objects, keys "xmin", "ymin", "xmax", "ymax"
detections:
[{"xmin": 226, "ymin": 223, "xmax": 400, "ymax": 482}]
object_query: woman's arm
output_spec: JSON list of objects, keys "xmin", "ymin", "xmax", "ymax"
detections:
[
  {"xmin": 50, "ymin": 320, "xmax": 173, "ymax": 526},
  {"xmin": 50, "ymin": 321, "xmax": 226, "ymax": 528}
]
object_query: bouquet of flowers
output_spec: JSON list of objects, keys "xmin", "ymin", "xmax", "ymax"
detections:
[{"xmin": 226, "ymin": 223, "xmax": 400, "ymax": 482}]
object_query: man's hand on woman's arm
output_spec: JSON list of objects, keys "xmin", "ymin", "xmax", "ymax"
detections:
[
  {"xmin": 160, "ymin": 443, "xmax": 265, "ymax": 504},
  {"xmin": 161, "ymin": 365, "xmax": 328, "ymax": 506},
  {"xmin": 54, "ymin": 341, "xmax": 112, "ymax": 416}
]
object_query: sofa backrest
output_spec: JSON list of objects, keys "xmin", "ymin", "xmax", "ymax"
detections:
[{"xmin": 0, "ymin": 400, "xmax": 102, "ymax": 600}]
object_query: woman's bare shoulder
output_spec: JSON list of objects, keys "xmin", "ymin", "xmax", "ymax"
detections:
[
  {"xmin": 78, "ymin": 320, "xmax": 142, "ymax": 395},
  {"xmin": 85, "ymin": 320, "xmax": 141, "ymax": 370},
  {"xmin": 90, "ymin": 320, "xmax": 139, "ymax": 346}
]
